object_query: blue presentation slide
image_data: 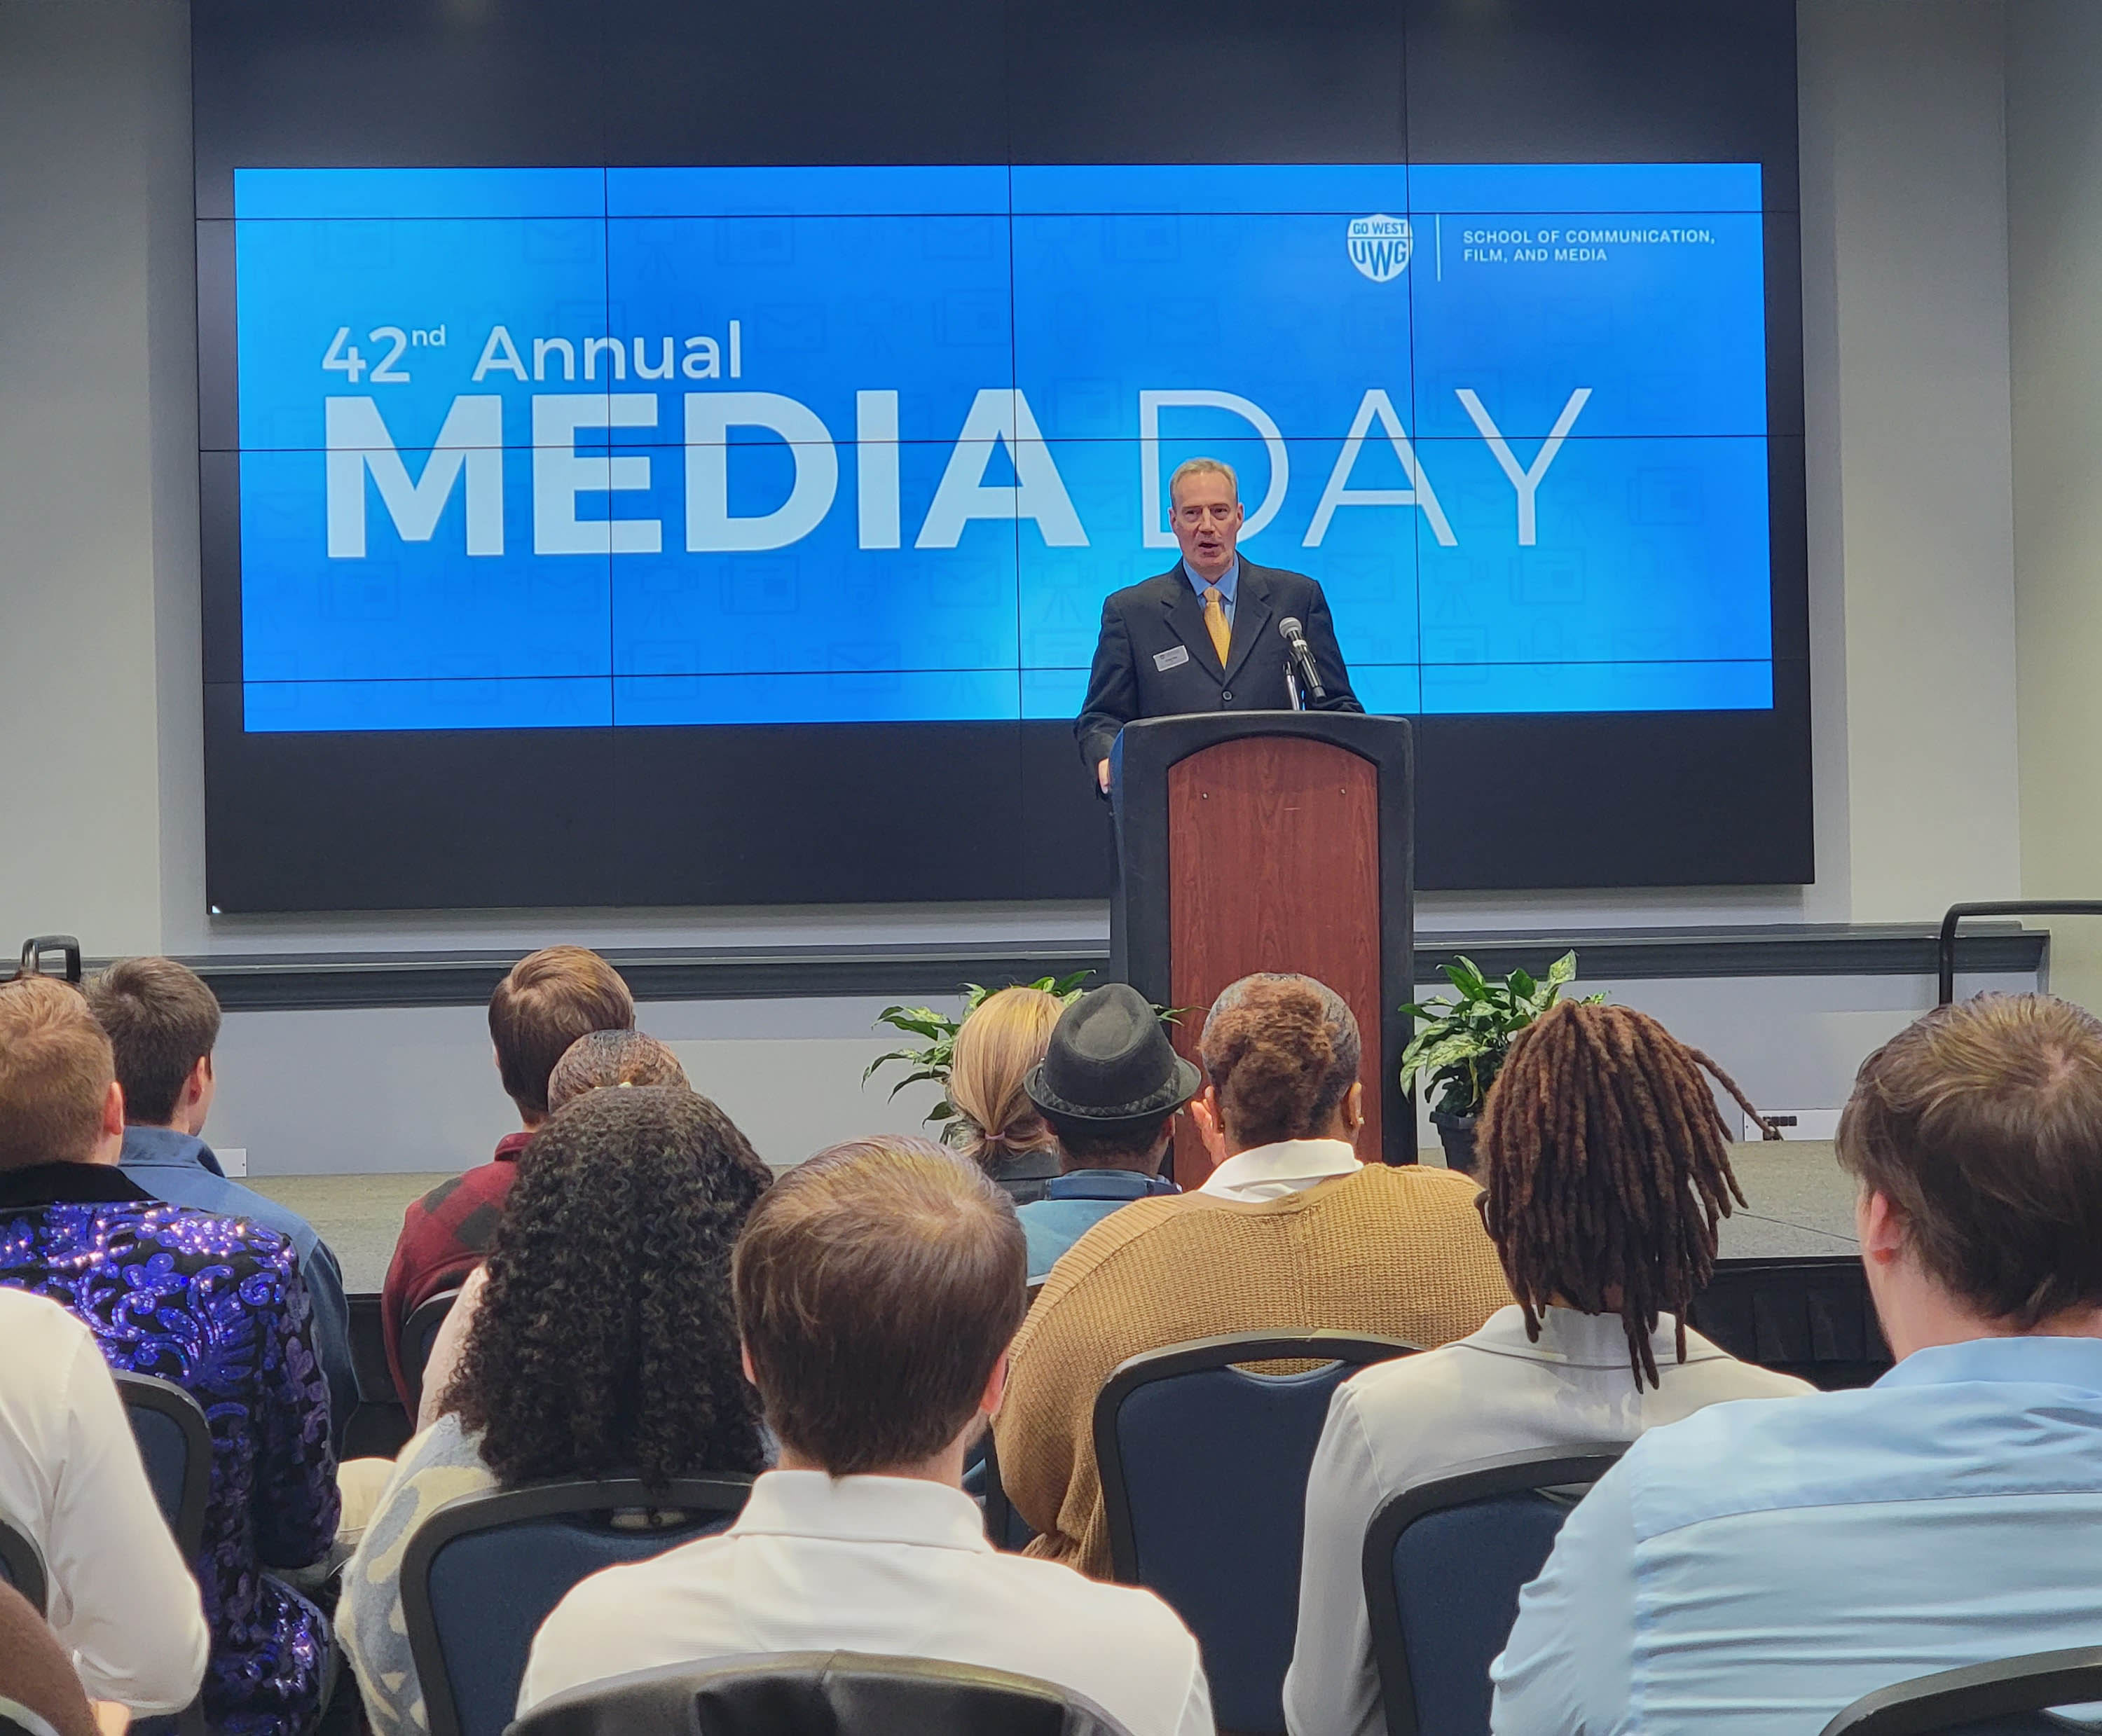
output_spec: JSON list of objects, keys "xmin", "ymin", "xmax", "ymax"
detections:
[{"xmin": 229, "ymin": 163, "xmax": 1773, "ymax": 731}]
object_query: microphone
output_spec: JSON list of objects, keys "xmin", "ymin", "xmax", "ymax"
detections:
[{"xmin": 1278, "ymin": 616, "xmax": 1326, "ymax": 701}]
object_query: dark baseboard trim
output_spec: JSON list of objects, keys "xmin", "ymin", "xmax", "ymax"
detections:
[{"xmin": 142, "ymin": 921, "xmax": 2047, "ymax": 1014}]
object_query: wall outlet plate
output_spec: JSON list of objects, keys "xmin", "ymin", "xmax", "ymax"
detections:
[{"xmin": 218, "ymin": 1146, "xmax": 248, "ymax": 1177}]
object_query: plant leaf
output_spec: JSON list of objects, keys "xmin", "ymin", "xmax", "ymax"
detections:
[
  {"xmin": 1544, "ymin": 951, "xmax": 1578, "ymax": 988},
  {"xmin": 884, "ymin": 1068, "xmax": 947, "ymax": 1101},
  {"xmin": 874, "ymin": 1003, "xmax": 951, "ymax": 1033},
  {"xmin": 1454, "ymin": 956, "xmax": 1495, "ymax": 998},
  {"xmin": 1401, "ymin": 1029, "xmax": 1492, "ymax": 1077}
]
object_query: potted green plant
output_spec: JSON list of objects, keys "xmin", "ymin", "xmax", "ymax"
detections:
[
  {"xmin": 1399, "ymin": 951, "xmax": 1602, "ymax": 1173},
  {"xmin": 864, "ymin": 972, "xmax": 1097, "ymax": 1141}
]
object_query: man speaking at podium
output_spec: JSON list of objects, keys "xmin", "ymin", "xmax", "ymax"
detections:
[{"xmin": 1076, "ymin": 457, "xmax": 1361, "ymax": 793}]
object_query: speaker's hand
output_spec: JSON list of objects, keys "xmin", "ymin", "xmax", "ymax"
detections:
[{"xmin": 1097, "ymin": 758, "xmax": 1112, "ymax": 793}]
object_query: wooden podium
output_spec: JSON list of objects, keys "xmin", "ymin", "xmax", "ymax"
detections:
[{"xmin": 1108, "ymin": 712, "xmax": 1415, "ymax": 1185}]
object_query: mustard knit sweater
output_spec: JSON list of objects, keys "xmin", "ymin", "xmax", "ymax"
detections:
[{"xmin": 992, "ymin": 1163, "xmax": 1514, "ymax": 1579}]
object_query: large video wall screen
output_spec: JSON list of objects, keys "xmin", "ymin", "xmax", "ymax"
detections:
[{"xmin": 195, "ymin": 0, "xmax": 1810, "ymax": 911}]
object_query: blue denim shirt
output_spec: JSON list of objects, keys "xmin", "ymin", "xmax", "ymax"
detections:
[
  {"xmin": 1491, "ymin": 1335, "xmax": 2102, "ymax": 1736},
  {"xmin": 119, "ymin": 1126, "xmax": 357, "ymax": 1447},
  {"xmin": 1016, "ymin": 1169, "xmax": 1179, "ymax": 1284}
]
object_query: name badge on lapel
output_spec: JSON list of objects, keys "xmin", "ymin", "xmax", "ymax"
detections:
[{"xmin": 1154, "ymin": 645, "xmax": 1191, "ymax": 672}]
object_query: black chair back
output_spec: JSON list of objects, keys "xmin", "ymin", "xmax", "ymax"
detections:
[
  {"xmin": 112, "ymin": 1374, "xmax": 213, "ymax": 1557},
  {"xmin": 14, "ymin": 937, "xmax": 81, "ymax": 984},
  {"xmin": 1094, "ymin": 1330, "xmax": 1417, "ymax": 1735},
  {"xmin": 511, "ymin": 1651, "xmax": 1137, "ymax": 1736},
  {"xmin": 400, "ymin": 1287, "xmax": 464, "ymax": 1417},
  {"xmin": 0, "ymin": 1517, "xmax": 47, "ymax": 1615},
  {"xmin": 973, "ymin": 1435, "xmax": 1033, "ymax": 1552},
  {"xmin": 111, "ymin": 1375, "xmax": 212, "ymax": 1736},
  {"xmin": 1820, "ymin": 1647, "xmax": 2102, "ymax": 1736},
  {"xmin": 1363, "ymin": 1447, "xmax": 1628, "ymax": 1736},
  {"xmin": 401, "ymin": 1475, "xmax": 753, "ymax": 1736}
]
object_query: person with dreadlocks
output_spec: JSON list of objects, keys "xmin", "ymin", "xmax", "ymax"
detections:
[
  {"xmin": 1284, "ymin": 999, "xmax": 1811, "ymax": 1736},
  {"xmin": 1495, "ymin": 994, "xmax": 2102, "ymax": 1736}
]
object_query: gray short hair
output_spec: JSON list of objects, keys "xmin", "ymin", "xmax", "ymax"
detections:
[
  {"xmin": 1169, "ymin": 457, "xmax": 1239, "ymax": 507},
  {"xmin": 1198, "ymin": 972, "xmax": 1361, "ymax": 1148}
]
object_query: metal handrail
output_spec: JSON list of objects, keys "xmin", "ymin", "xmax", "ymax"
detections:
[{"xmin": 1937, "ymin": 902, "xmax": 2102, "ymax": 1005}]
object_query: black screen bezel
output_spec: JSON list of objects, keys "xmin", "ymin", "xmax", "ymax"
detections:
[{"xmin": 192, "ymin": 0, "xmax": 1811, "ymax": 911}]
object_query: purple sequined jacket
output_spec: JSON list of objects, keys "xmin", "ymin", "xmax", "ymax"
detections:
[{"xmin": 0, "ymin": 1162, "xmax": 340, "ymax": 1736}]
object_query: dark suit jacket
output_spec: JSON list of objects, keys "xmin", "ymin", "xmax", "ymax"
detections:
[{"xmin": 1074, "ymin": 561, "xmax": 1363, "ymax": 771}]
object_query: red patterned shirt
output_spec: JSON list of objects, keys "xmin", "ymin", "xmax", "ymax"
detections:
[{"xmin": 380, "ymin": 1131, "xmax": 533, "ymax": 1407}]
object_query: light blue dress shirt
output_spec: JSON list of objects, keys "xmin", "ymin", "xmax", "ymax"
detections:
[
  {"xmin": 1181, "ymin": 558, "xmax": 1238, "ymax": 628},
  {"xmin": 1016, "ymin": 1169, "xmax": 1178, "ymax": 1284},
  {"xmin": 118, "ymin": 1125, "xmax": 358, "ymax": 1447},
  {"xmin": 1490, "ymin": 1336, "xmax": 2102, "ymax": 1736}
]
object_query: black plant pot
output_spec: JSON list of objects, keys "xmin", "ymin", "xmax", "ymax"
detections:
[{"xmin": 1430, "ymin": 1108, "xmax": 1479, "ymax": 1173}]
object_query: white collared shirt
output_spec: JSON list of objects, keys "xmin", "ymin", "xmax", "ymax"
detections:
[
  {"xmin": 1197, "ymin": 1136, "xmax": 1360, "ymax": 1201},
  {"xmin": 520, "ymin": 1469, "xmax": 1212, "ymax": 1736},
  {"xmin": 1282, "ymin": 1304, "xmax": 1813, "ymax": 1736},
  {"xmin": 0, "ymin": 1288, "xmax": 209, "ymax": 1711}
]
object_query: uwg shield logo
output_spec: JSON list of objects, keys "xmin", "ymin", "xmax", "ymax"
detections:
[{"xmin": 1347, "ymin": 214, "xmax": 1413, "ymax": 282}]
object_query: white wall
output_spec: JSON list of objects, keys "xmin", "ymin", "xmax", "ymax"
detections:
[
  {"xmin": 1799, "ymin": 0, "xmax": 2024, "ymax": 923},
  {"xmin": 0, "ymin": 0, "xmax": 194, "ymax": 958},
  {"xmin": 208, "ymin": 995, "xmax": 951, "ymax": 1176},
  {"xmin": 205, "ymin": 965, "xmax": 2042, "ymax": 1176},
  {"xmin": 0, "ymin": 0, "xmax": 2062, "ymax": 1172},
  {"xmin": 2007, "ymin": 0, "xmax": 2102, "ymax": 1008}
]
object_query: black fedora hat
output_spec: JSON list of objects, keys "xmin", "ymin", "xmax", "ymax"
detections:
[{"xmin": 1025, "ymin": 982, "xmax": 1202, "ymax": 1129}]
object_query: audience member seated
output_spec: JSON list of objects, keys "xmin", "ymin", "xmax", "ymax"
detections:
[
  {"xmin": 544, "ymin": 1028, "xmax": 689, "ymax": 1113},
  {"xmin": 0, "ymin": 977, "xmax": 338, "ymax": 1736},
  {"xmin": 84, "ymin": 958, "xmax": 357, "ymax": 1447},
  {"xmin": 1285, "ymin": 1001, "xmax": 1813, "ymax": 1736},
  {"xmin": 518, "ymin": 1136, "xmax": 1214, "ymax": 1736},
  {"xmin": 380, "ymin": 946, "xmax": 635, "ymax": 1405},
  {"xmin": 949, "ymin": 986, "xmax": 1065, "ymax": 1204},
  {"xmin": 1019, "ymin": 984, "xmax": 1190, "ymax": 1284},
  {"xmin": 0, "ymin": 1581, "xmax": 97, "ymax": 1736},
  {"xmin": 410, "ymin": 1027, "xmax": 696, "ymax": 1430},
  {"xmin": 995, "ymin": 973, "xmax": 1513, "ymax": 1577},
  {"xmin": 0, "ymin": 1286, "xmax": 207, "ymax": 1721},
  {"xmin": 340, "ymin": 1087, "xmax": 771, "ymax": 1736},
  {"xmin": 1492, "ymin": 993, "xmax": 2102, "ymax": 1736}
]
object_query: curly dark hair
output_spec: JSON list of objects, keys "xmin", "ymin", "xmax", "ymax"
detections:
[
  {"xmin": 1199, "ymin": 973, "xmax": 1362, "ymax": 1149},
  {"xmin": 1477, "ymin": 1000, "xmax": 1761, "ymax": 1388},
  {"xmin": 444, "ymin": 1084, "xmax": 771, "ymax": 1489}
]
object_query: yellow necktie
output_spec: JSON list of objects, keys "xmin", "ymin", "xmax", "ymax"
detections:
[{"xmin": 1202, "ymin": 585, "xmax": 1230, "ymax": 666}]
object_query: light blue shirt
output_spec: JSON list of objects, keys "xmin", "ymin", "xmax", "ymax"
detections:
[
  {"xmin": 1490, "ymin": 1336, "xmax": 2102, "ymax": 1736},
  {"xmin": 119, "ymin": 1125, "xmax": 358, "ymax": 1447},
  {"xmin": 1016, "ymin": 1170, "xmax": 1178, "ymax": 1283},
  {"xmin": 1181, "ymin": 558, "xmax": 1238, "ymax": 628}
]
